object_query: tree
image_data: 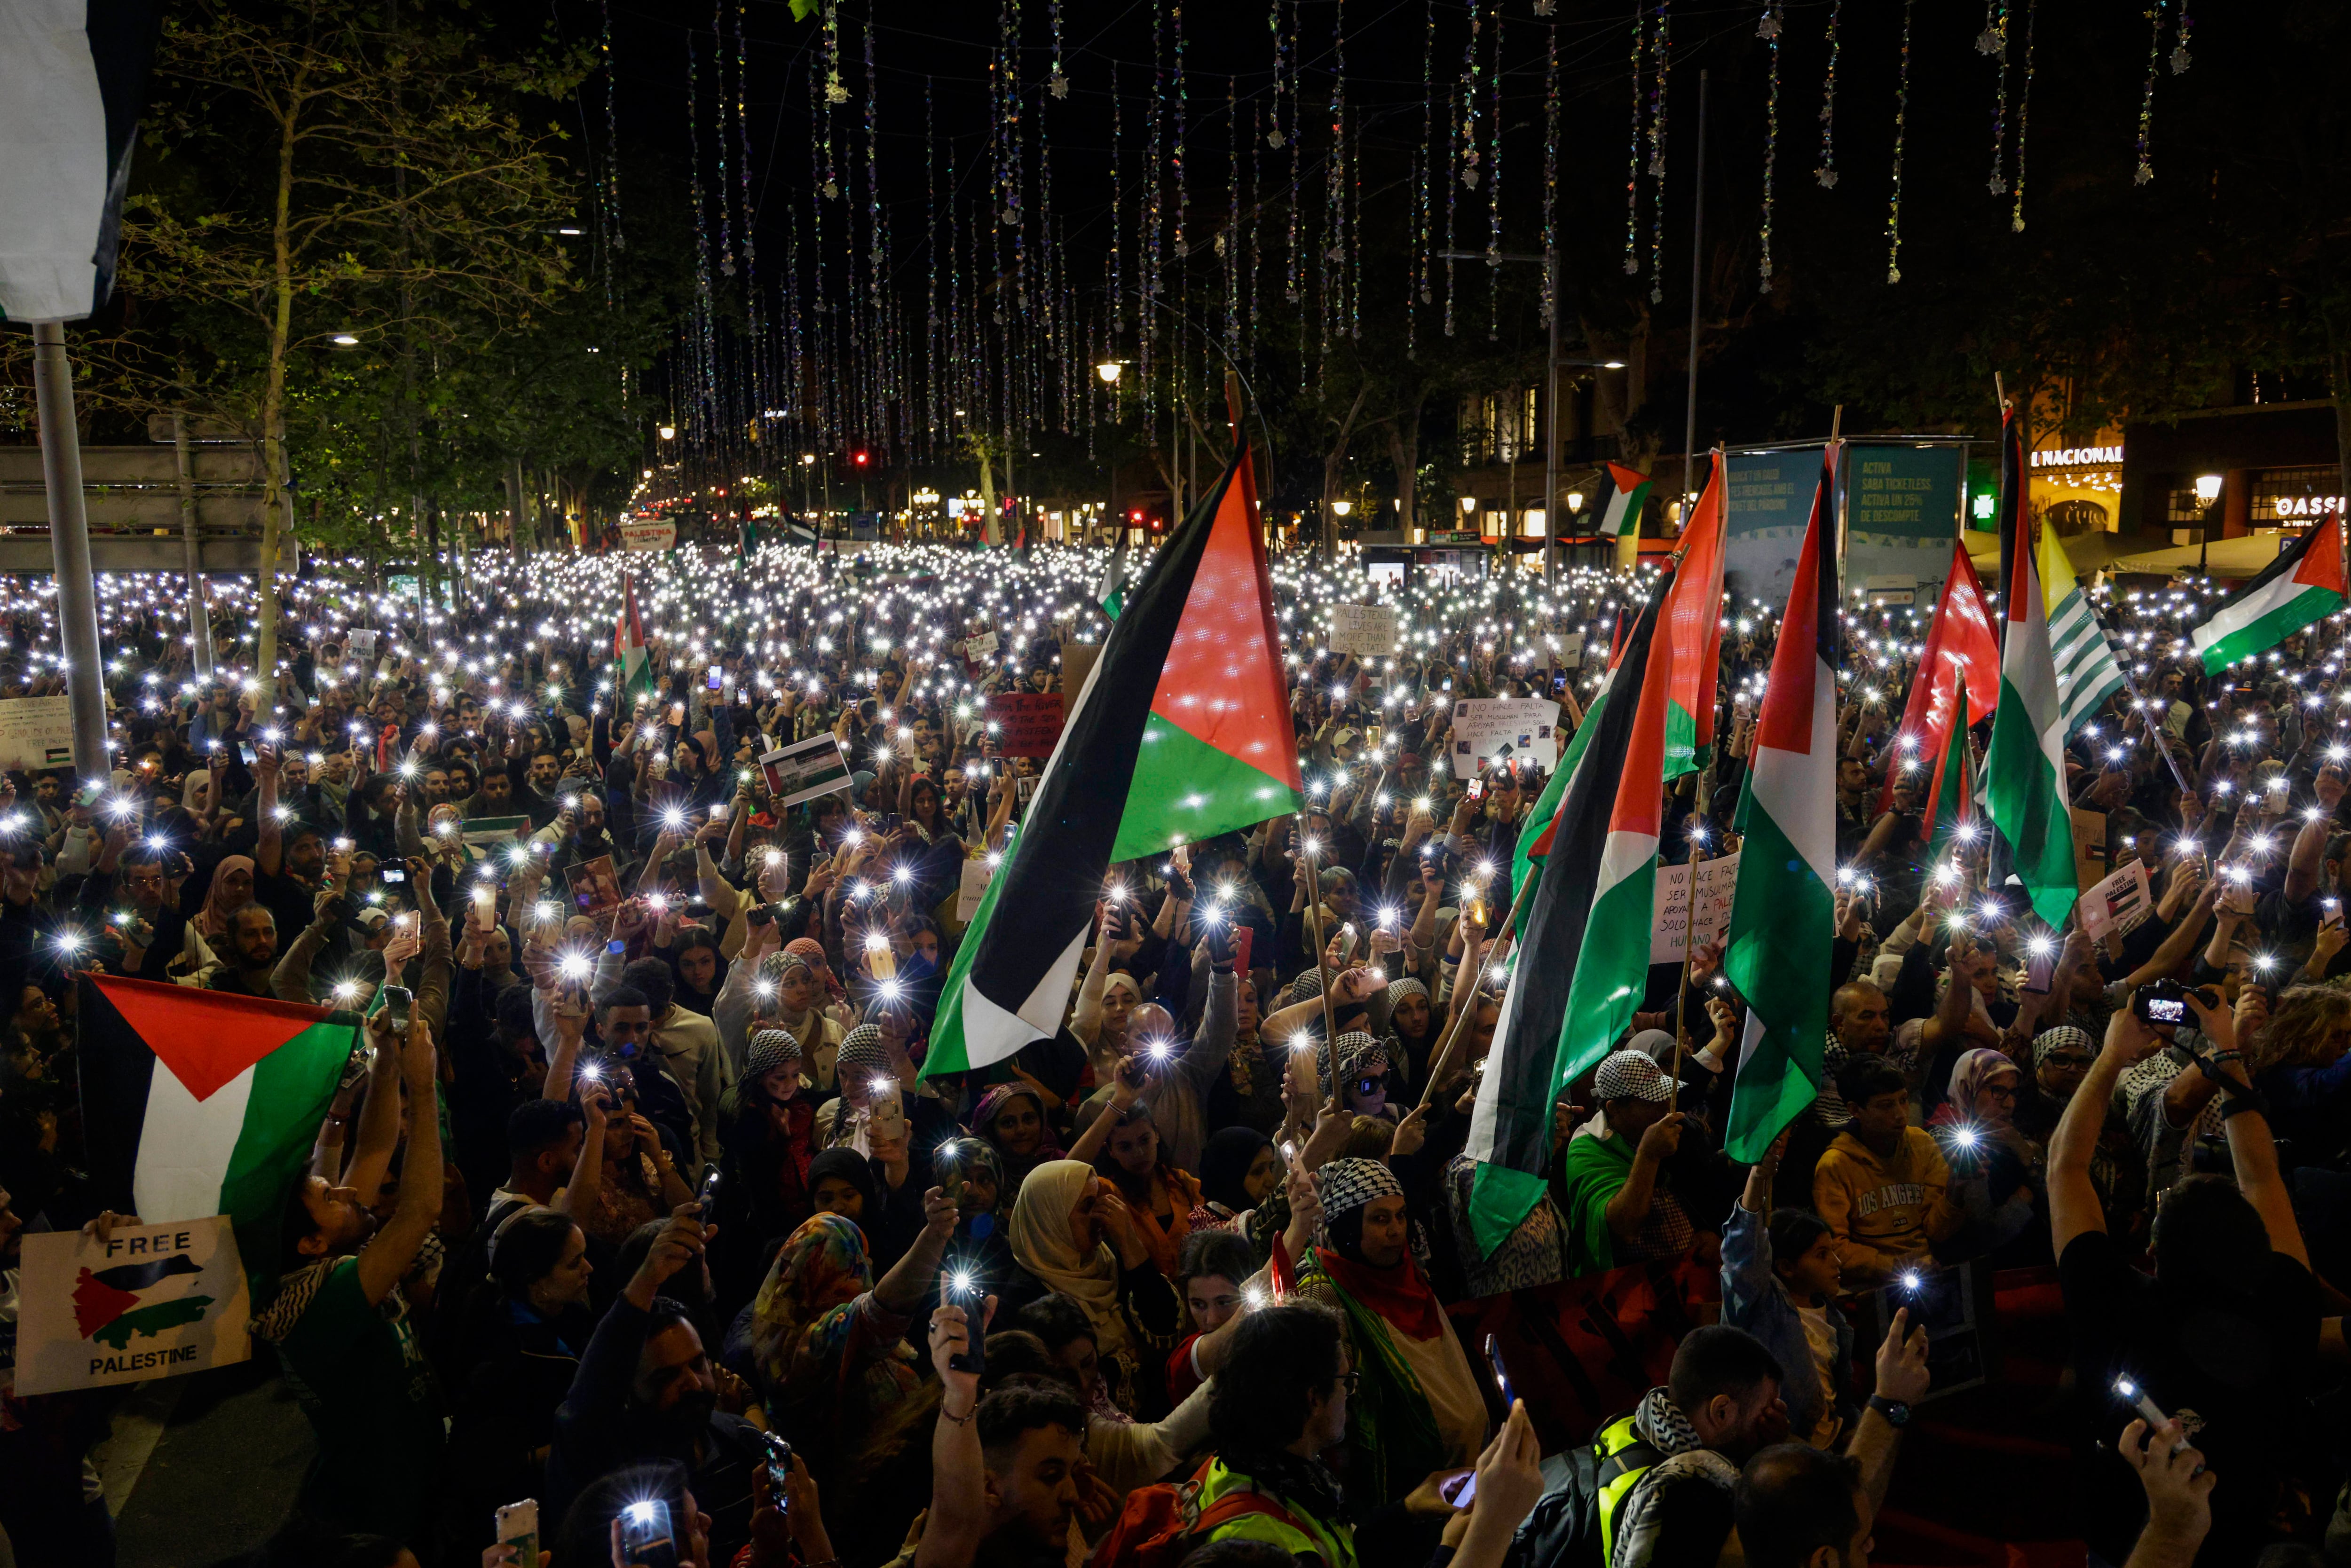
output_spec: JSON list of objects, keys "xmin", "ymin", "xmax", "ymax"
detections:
[{"xmin": 117, "ymin": 0, "xmax": 584, "ymax": 701}]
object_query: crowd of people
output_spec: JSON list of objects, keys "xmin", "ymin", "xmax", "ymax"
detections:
[{"xmin": 0, "ymin": 537, "xmax": 2336, "ymax": 1568}]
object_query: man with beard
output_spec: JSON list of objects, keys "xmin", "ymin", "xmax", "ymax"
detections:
[
  {"xmin": 915, "ymin": 1297, "xmax": 1089, "ymax": 1568},
  {"xmin": 85, "ymin": 841, "xmax": 196, "ymax": 978},
  {"xmin": 250, "ymin": 1011, "xmax": 445, "ymax": 1542},
  {"xmin": 179, "ymin": 904, "xmax": 283, "ymax": 996},
  {"xmin": 547, "ymin": 1206, "xmax": 766, "ymax": 1560},
  {"xmin": 464, "ymin": 764, "xmax": 527, "ymax": 824}
]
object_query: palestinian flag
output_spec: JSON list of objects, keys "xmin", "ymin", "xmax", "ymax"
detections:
[
  {"xmin": 1467, "ymin": 579, "xmax": 1671, "ymax": 1256},
  {"xmin": 926, "ymin": 438, "xmax": 1302, "ymax": 1075},
  {"xmin": 1981, "ymin": 405, "xmax": 2078, "ymax": 928},
  {"xmin": 1596, "ymin": 462, "xmax": 1655, "ymax": 539},
  {"xmin": 739, "ymin": 514, "xmax": 764, "ymax": 555},
  {"xmin": 2189, "ymin": 513, "xmax": 2346, "ymax": 675},
  {"xmin": 2040, "ymin": 525, "xmax": 2127, "ymax": 737},
  {"xmin": 1878, "ymin": 544, "xmax": 2000, "ymax": 813},
  {"xmin": 1097, "ymin": 529, "xmax": 1133, "ymax": 621},
  {"xmin": 1923, "ymin": 678, "xmax": 1977, "ymax": 868},
  {"xmin": 1662, "ymin": 454, "xmax": 1728, "ymax": 777},
  {"xmin": 1507, "ymin": 676, "xmax": 1613, "ymax": 924},
  {"xmin": 76, "ymin": 975, "xmax": 355, "ymax": 1285},
  {"xmin": 788, "ymin": 520, "xmax": 820, "ymax": 546},
  {"xmin": 1722, "ymin": 447, "xmax": 1839, "ymax": 1161},
  {"xmin": 613, "ymin": 573, "xmax": 655, "ymax": 705}
]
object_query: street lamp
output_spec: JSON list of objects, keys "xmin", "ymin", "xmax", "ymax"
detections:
[
  {"xmin": 658, "ymin": 425, "xmax": 676, "ymax": 441},
  {"xmin": 2194, "ymin": 474, "xmax": 2223, "ymax": 504},
  {"xmin": 1095, "ymin": 361, "xmax": 1123, "ymax": 385},
  {"xmin": 1332, "ymin": 499, "xmax": 1352, "ymax": 517}
]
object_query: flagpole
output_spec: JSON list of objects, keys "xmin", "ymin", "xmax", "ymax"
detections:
[
  {"xmin": 1299, "ymin": 833, "xmax": 1344, "ymax": 1113},
  {"xmin": 1416, "ymin": 864, "xmax": 1540, "ymax": 1111},
  {"xmin": 1672, "ymin": 839, "xmax": 1708, "ymax": 1091}
]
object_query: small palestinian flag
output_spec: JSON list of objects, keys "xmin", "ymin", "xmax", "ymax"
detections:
[
  {"xmin": 1097, "ymin": 529, "xmax": 1133, "ymax": 621},
  {"xmin": 1662, "ymin": 455, "xmax": 1728, "ymax": 777},
  {"xmin": 614, "ymin": 572, "xmax": 656, "ymax": 705},
  {"xmin": 2189, "ymin": 513, "xmax": 2346, "ymax": 675},
  {"xmin": 1596, "ymin": 462, "xmax": 1655, "ymax": 538},
  {"xmin": 77, "ymin": 975, "xmax": 356, "ymax": 1285},
  {"xmin": 1923, "ymin": 676, "xmax": 1977, "ymax": 869},
  {"xmin": 1467, "ymin": 579, "xmax": 1671, "ymax": 1256},
  {"xmin": 739, "ymin": 515, "xmax": 763, "ymax": 555},
  {"xmin": 927, "ymin": 438, "xmax": 1302, "ymax": 1075},
  {"xmin": 1981, "ymin": 404, "xmax": 2077, "ymax": 930}
]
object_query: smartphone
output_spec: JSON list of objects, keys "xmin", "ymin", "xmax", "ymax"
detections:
[
  {"xmin": 2114, "ymin": 1375, "xmax": 2171, "ymax": 1430},
  {"xmin": 1232, "ymin": 924, "xmax": 1254, "ymax": 976},
  {"xmin": 337, "ymin": 1042, "xmax": 374, "ymax": 1090},
  {"xmin": 380, "ymin": 984, "xmax": 414, "ymax": 1036},
  {"xmin": 1466, "ymin": 778, "xmax": 1484, "ymax": 801},
  {"xmin": 707, "ymin": 665, "xmax": 724, "ymax": 692},
  {"xmin": 746, "ymin": 902, "xmax": 778, "ymax": 928},
  {"xmin": 947, "ymin": 1273, "xmax": 987, "ymax": 1377},
  {"xmin": 471, "ymin": 884, "xmax": 498, "ymax": 931},
  {"xmin": 709, "ymin": 799, "xmax": 731, "ymax": 823},
  {"xmin": 493, "ymin": 1500, "xmax": 538, "ymax": 1568},
  {"xmin": 2025, "ymin": 943, "xmax": 2056, "ymax": 994},
  {"xmin": 667, "ymin": 701, "xmax": 686, "ymax": 728},
  {"xmin": 618, "ymin": 1497, "xmax": 679, "ymax": 1568},
  {"xmin": 238, "ymin": 742, "xmax": 258, "ymax": 765},
  {"xmin": 1483, "ymin": 1332, "xmax": 1516, "ymax": 1408},
  {"xmin": 1440, "ymin": 1471, "xmax": 1477, "ymax": 1507},
  {"xmin": 697, "ymin": 1165, "xmax": 724, "ymax": 1214},
  {"xmin": 757, "ymin": 1431, "xmax": 794, "ymax": 1503}
]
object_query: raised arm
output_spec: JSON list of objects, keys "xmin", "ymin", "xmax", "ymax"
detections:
[{"xmin": 354, "ymin": 1019, "xmax": 442, "ymax": 1305}]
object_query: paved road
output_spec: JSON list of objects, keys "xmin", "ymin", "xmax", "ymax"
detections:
[{"xmin": 95, "ymin": 1356, "xmax": 314, "ymax": 1568}]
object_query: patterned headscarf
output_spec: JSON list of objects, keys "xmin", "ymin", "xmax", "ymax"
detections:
[
  {"xmin": 1318, "ymin": 1031, "xmax": 1385, "ymax": 1090},
  {"xmin": 786, "ymin": 937, "xmax": 845, "ymax": 1003},
  {"xmin": 1315, "ymin": 1157, "xmax": 1404, "ymax": 1228},
  {"xmin": 1948, "ymin": 1047, "xmax": 2022, "ymax": 1112},
  {"xmin": 1385, "ymin": 976, "xmax": 1430, "ymax": 1011},
  {"xmin": 746, "ymin": 1028, "xmax": 803, "ymax": 1081},
  {"xmin": 2032, "ymin": 1026, "xmax": 2095, "ymax": 1069},
  {"xmin": 837, "ymin": 1024, "xmax": 891, "ymax": 1087},
  {"xmin": 749, "ymin": 1212, "xmax": 872, "ymax": 1392},
  {"xmin": 969, "ymin": 1082, "xmax": 1065, "ymax": 1167}
]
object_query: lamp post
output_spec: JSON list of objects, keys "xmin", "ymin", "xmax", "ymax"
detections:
[{"xmin": 2195, "ymin": 472, "xmax": 2224, "ymax": 575}]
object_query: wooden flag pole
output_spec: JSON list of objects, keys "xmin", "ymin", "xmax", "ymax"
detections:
[{"xmin": 1416, "ymin": 863, "xmax": 1542, "ymax": 1111}]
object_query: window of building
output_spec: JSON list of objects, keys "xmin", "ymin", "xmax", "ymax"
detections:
[{"xmin": 2249, "ymin": 467, "xmax": 2343, "ymax": 523}]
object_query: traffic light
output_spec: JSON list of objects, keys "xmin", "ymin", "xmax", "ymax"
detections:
[{"xmin": 852, "ymin": 450, "xmax": 869, "ymax": 467}]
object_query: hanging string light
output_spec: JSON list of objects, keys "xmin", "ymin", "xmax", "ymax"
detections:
[
  {"xmin": 823, "ymin": 2, "xmax": 848, "ymax": 105},
  {"xmin": 710, "ymin": 5, "xmax": 735, "ymax": 280},
  {"xmin": 2171, "ymin": 3, "xmax": 2193, "ymax": 72},
  {"xmin": 1486, "ymin": 8, "xmax": 1503, "ymax": 342},
  {"xmin": 1459, "ymin": 0, "xmax": 1483, "ymax": 191},
  {"xmin": 1225, "ymin": 77, "xmax": 1240, "ymax": 347},
  {"xmin": 1323, "ymin": 0, "xmax": 1347, "ymax": 354},
  {"xmin": 1622, "ymin": 0, "xmax": 1646, "ymax": 274},
  {"xmin": 1542, "ymin": 20, "xmax": 1558, "ymax": 324},
  {"xmin": 2010, "ymin": 0, "xmax": 2037, "ymax": 230},
  {"xmin": 1442, "ymin": 79, "xmax": 1460, "ymax": 336},
  {"xmin": 597, "ymin": 0, "xmax": 623, "ymax": 307},
  {"xmin": 1048, "ymin": 0, "xmax": 1068, "ymax": 98},
  {"xmin": 1886, "ymin": 0, "xmax": 1913, "ymax": 283},
  {"xmin": 1108, "ymin": 70, "xmax": 1124, "ymax": 352},
  {"xmin": 1414, "ymin": 0, "xmax": 1436, "ymax": 318},
  {"xmin": 1814, "ymin": 0, "xmax": 1841, "ymax": 188},
  {"xmin": 1646, "ymin": 0, "xmax": 1673, "ymax": 304},
  {"xmin": 1267, "ymin": 0, "xmax": 1287, "ymax": 149},
  {"xmin": 1983, "ymin": 0, "xmax": 2011, "ymax": 194},
  {"xmin": 2132, "ymin": 0, "xmax": 2167, "ymax": 186},
  {"xmin": 1758, "ymin": 0, "xmax": 1783, "ymax": 292}
]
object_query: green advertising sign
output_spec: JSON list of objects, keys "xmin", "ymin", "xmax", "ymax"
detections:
[{"xmin": 1845, "ymin": 445, "xmax": 1964, "ymax": 608}]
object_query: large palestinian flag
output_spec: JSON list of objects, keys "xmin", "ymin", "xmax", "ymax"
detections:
[
  {"xmin": 614, "ymin": 573, "xmax": 655, "ymax": 704},
  {"xmin": 1596, "ymin": 463, "xmax": 1655, "ymax": 538},
  {"xmin": 2189, "ymin": 513, "xmax": 2346, "ymax": 675},
  {"xmin": 1722, "ymin": 447, "xmax": 1839, "ymax": 1161},
  {"xmin": 926, "ymin": 440, "xmax": 1302, "ymax": 1075},
  {"xmin": 77, "ymin": 975, "xmax": 355, "ymax": 1284},
  {"xmin": 1467, "ymin": 581, "xmax": 1671, "ymax": 1256},
  {"xmin": 1980, "ymin": 405, "xmax": 2077, "ymax": 929},
  {"xmin": 1662, "ymin": 455, "xmax": 1728, "ymax": 777}
]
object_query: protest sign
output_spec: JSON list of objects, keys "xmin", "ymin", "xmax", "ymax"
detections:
[
  {"xmin": 2077, "ymin": 859, "xmax": 2154, "ymax": 939},
  {"xmin": 1448, "ymin": 697, "xmax": 1560, "ymax": 775},
  {"xmin": 621, "ymin": 520, "xmax": 678, "ymax": 552},
  {"xmin": 1329, "ymin": 604, "xmax": 1400, "ymax": 656},
  {"xmin": 956, "ymin": 856, "xmax": 995, "ymax": 922},
  {"xmin": 2070, "ymin": 807, "xmax": 2109, "ymax": 894},
  {"xmin": 1650, "ymin": 851, "xmax": 1744, "ymax": 965},
  {"xmin": 962, "ymin": 630, "xmax": 1000, "ymax": 662},
  {"xmin": 15, "ymin": 1216, "xmax": 251, "ymax": 1396},
  {"xmin": 1557, "ymin": 631, "xmax": 1586, "ymax": 668},
  {"xmin": 565, "ymin": 853, "xmax": 623, "ymax": 914},
  {"xmin": 459, "ymin": 814, "xmax": 533, "ymax": 851},
  {"xmin": 0, "ymin": 694, "xmax": 75, "ymax": 772},
  {"xmin": 345, "ymin": 628, "xmax": 380, "ymax": 660},
  {"xmin": 988, "ymin": 692, "xmax": 1067, "ymax": 758},
  {"xmin": 759, "ymin": 733, "xmax": 854, "ymax": 809}
]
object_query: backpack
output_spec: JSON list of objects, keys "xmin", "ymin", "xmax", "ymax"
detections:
[
  {"xmin": 1507, "ymin": 1419, "xmax": 1662, "ymax": 1568},
  {"xmin": 1092, "ymin": 1463, "xmax": 1315, "ymax": 1568}
]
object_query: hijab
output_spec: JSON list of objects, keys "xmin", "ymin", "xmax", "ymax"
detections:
[
  {"xmin": 1313, "ymin": 1158, "xmax": 1445, "ymax": 1342},
  {"xmin": 787, "ymin": 937, "xmax": 847, "ymax": 1005},
  {"xmin": 807, "ymin": 1146, "xmax": 881, "ymax": 1215},
  {"xmin": 193, "ymin": 855, "xmax": 256, "ymax": 941},
  {"xmin": 969, "ymin": 1082, "xmax": 1065, "ymax": 1178},
  {"xmin": 1007, "ymin": 1159, "xmax": 1132, "ymax": 1357},
  {"xmin": 1947, "ymin": 1047, "xmax": 2021, "ymax": 1115},
  {"xmin": 1198, "ymin": 1127, "xmax": 1273, "ymax": 1214},
  {"xmin": 748, "ymin": 1213, "xmax": 871, "ymax": 1393}
]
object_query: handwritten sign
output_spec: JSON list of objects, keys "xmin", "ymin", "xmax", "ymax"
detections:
[
  {"xmin": 988, "ymin": 692, "xmax": 1067, "ymax": 758},
  {"xmin": 1449, "ymin": 697, "xmax": 1560, "ymax": 775},
  {"xmin": 0, "ymin": 694, "xmax": 75, "ymax": 772},
  {"xmin": 621, "ymin": 520, "xmax": 678, "ymax": 552},
  {"xmin": 962, "ymin": 630, "xmax": 1000, "ymax": 662},
  {"xmin": 1329, "ymin": 604, "xmax": 1400, "ymax": 656},
  {"xmin": 956, "ymin": 856, "xmax": 996, "ymax": 922},
  {"xmin": 15, "ymin": 1215, "xmax": 251, "ymax": 1395},
  {"xmin": 1650, "ymin": 851, "xmax": 1744, "ymax": 965}
]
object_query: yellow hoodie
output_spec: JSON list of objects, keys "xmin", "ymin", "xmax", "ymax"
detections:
[{"xmin": 1811, "ymin": 1127, "xmax": 1965, "ymax": 1290}]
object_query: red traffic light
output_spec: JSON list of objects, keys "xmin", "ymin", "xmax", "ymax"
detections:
[{"xmin": 852, "ymin": 450, "xmax": 869, "ymax": 466}]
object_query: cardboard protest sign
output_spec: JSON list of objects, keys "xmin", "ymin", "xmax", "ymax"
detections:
[
  {"xmin": 962, "ymin": 630, "xmax": 1000, "ymax": 662},
  {"xmin": 0, "ymin": 694, "xmax": 75, "ymax": 771},
  {"xmin": 759, "ymin": 733, "xmax": 855, "ymax": 809},
  {"xmin": 956, "ymin": 856, "xmax": 995, "ymax": 922},
  {"xmin": 565, "ymin": 853, "xmax": 624, "ymax": 915},
  {"xmin": 621, "ymin": 520, "xmax": 677, "ymax": 552},
  {"xmin": 1650, "ymin": 851, "xmax": 1744, "ymax": 965},
  {"xmin": 1448, "ymin": 697, "xmax": 1560, "ymax": 775},
  {"xmin": 1329, "ymin": 604, "xmax": 1400, "ymax": 656},
  {"xmin": 987, "ymin": 692, "xmax": 1067, "ymax": 759},
  {"xmin": 15, "ymin": 1216, "xmax": 251, "ymax": 1395}
]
